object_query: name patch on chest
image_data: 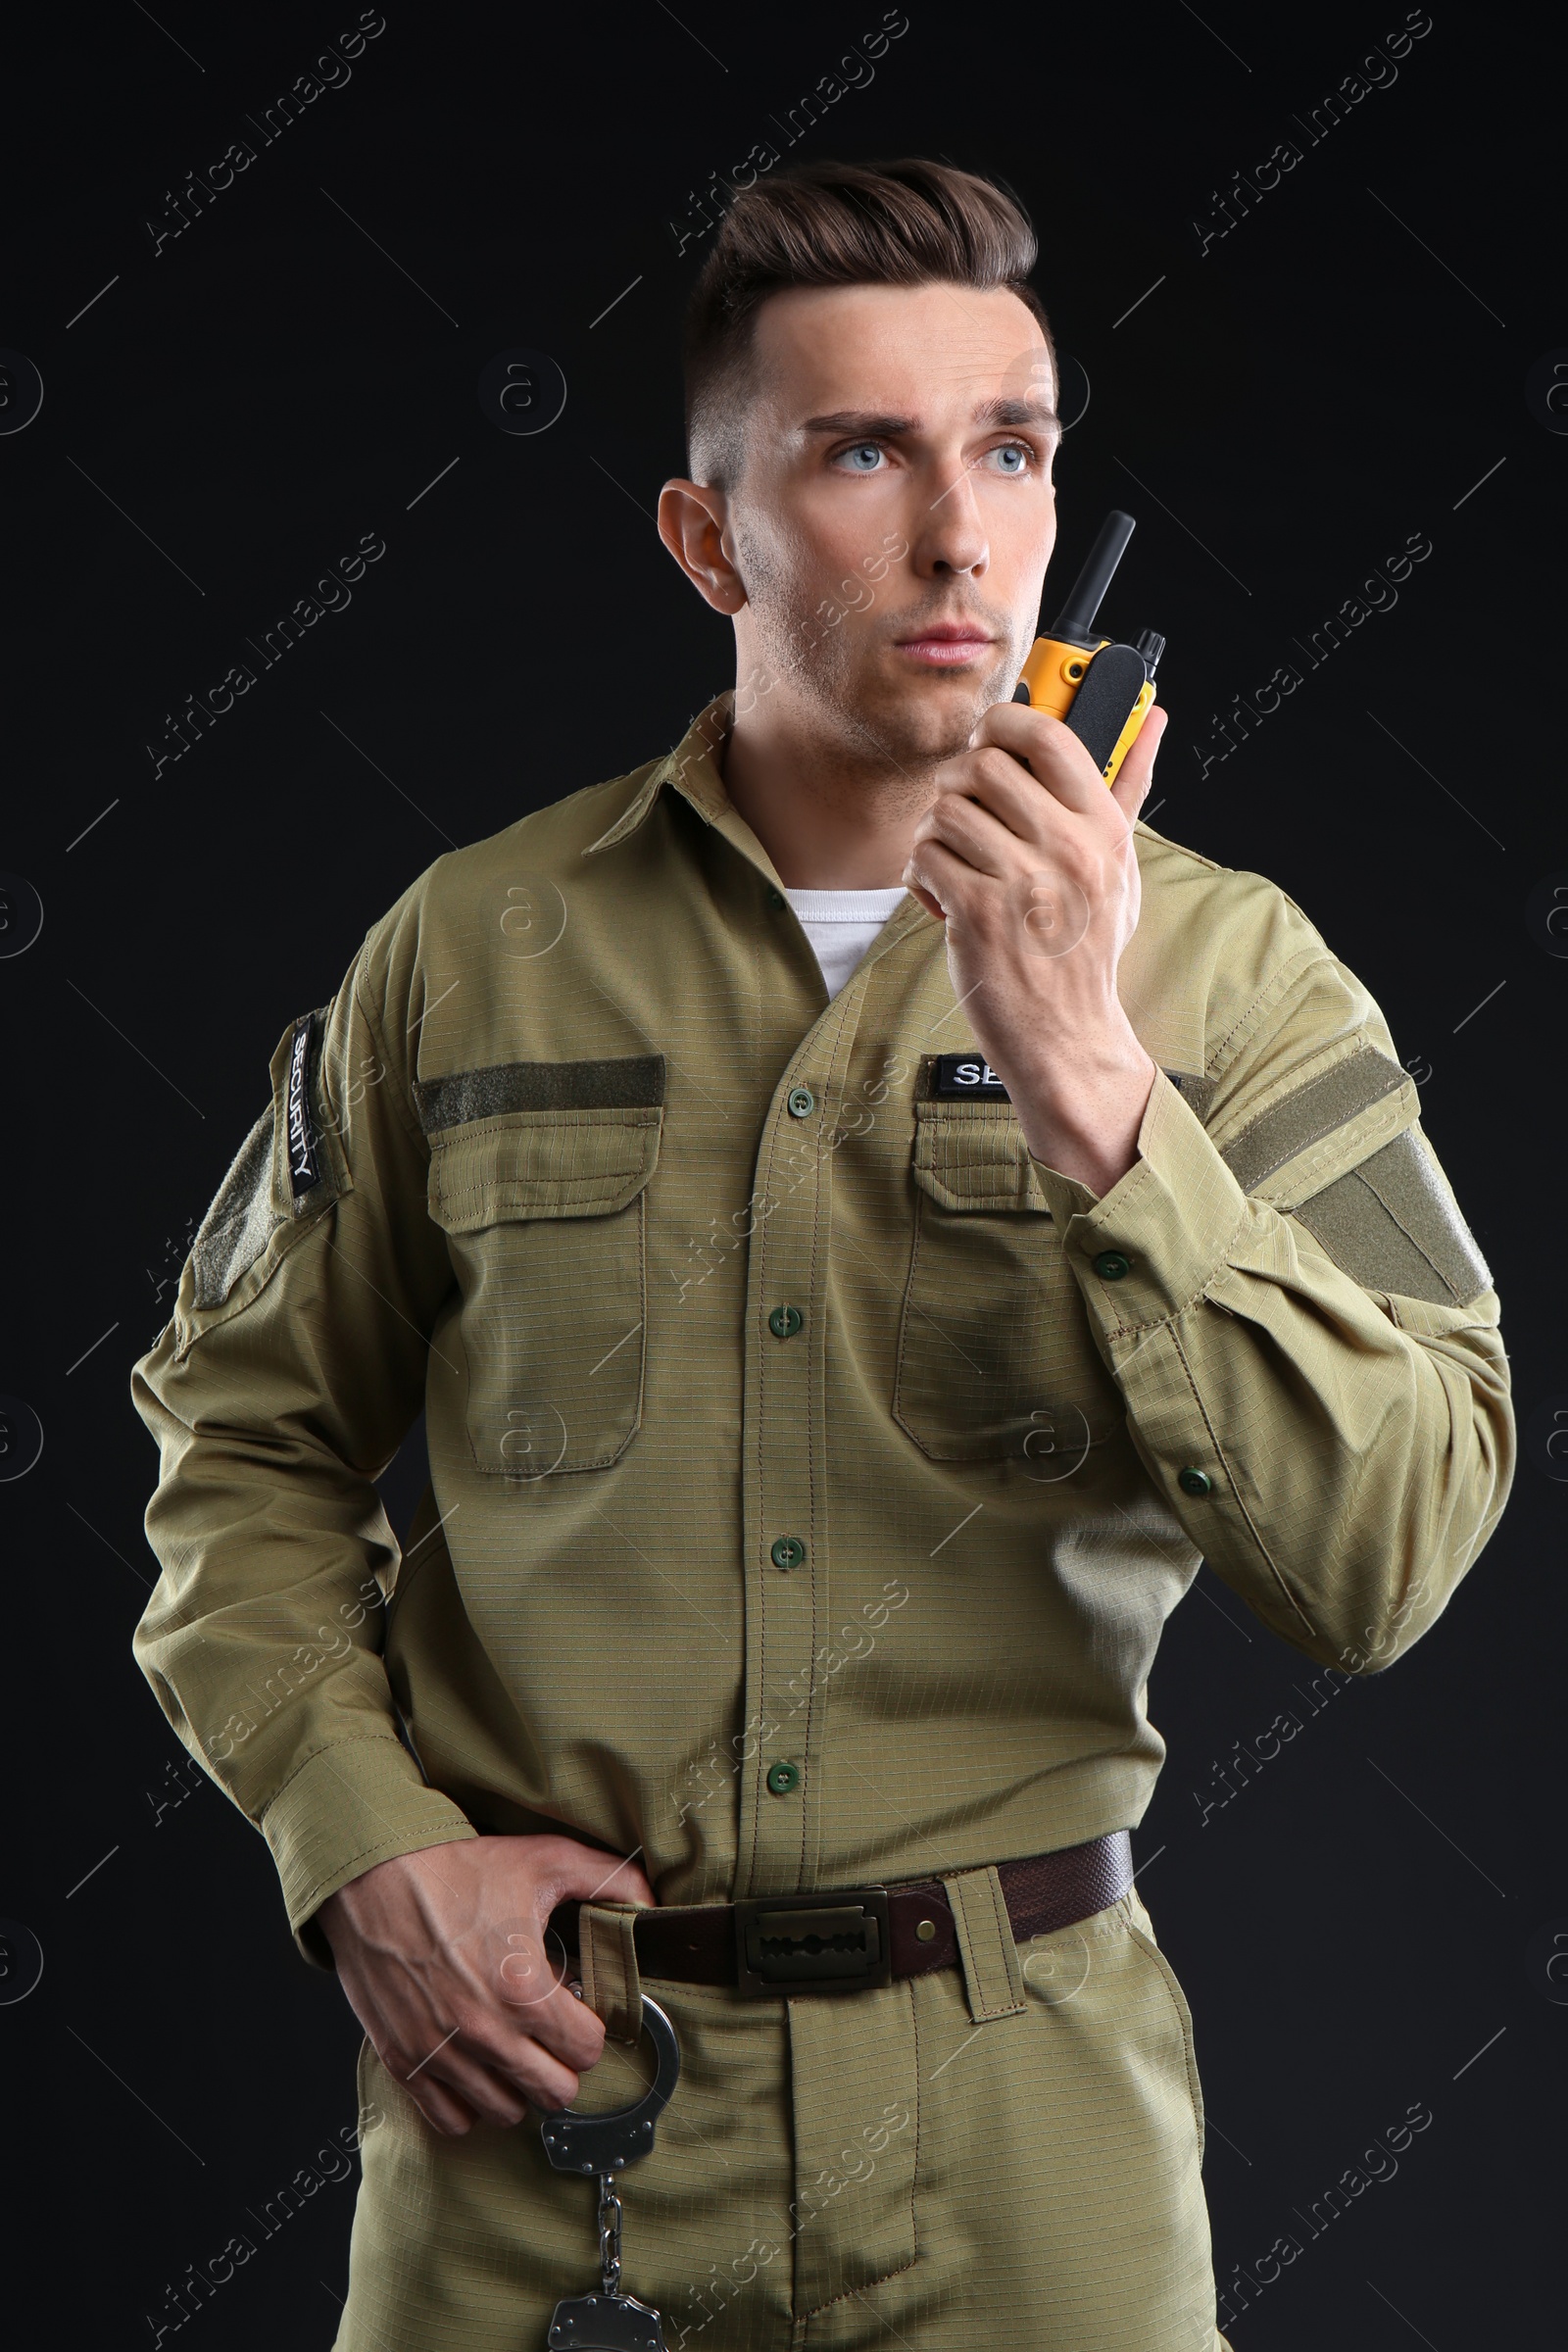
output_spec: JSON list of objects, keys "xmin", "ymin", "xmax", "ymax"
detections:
[
  {"xmin": 933, "ymin": 1054, "xmax": 1011, "ymax": 1100},
  {"xmin": 286, "ymin": 1015, "xmax": 320, "ymax": 1197}
]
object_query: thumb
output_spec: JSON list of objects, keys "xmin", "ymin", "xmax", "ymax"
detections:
[{"xmin": 527, "ymin": 1835, "xmax": 657, "ymax": 1915}]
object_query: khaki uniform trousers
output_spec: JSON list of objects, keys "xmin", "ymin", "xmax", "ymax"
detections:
[{"xmin": 334, "ymin": 1888, "xmax": 1232, "ymax": 2351}]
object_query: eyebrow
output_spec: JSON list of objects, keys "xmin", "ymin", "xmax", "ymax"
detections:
[
  {"xmin": 975, "ymin": 395, "xmax": 1061, "ymax": 438},
  {"xmin": 802, "ymin": 396, "xmax": 1061, "ymax": 442}
]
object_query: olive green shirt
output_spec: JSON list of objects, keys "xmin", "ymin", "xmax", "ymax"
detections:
[{"xmin": 129, "ymin": 694, "xmax": 1514, "ymax": 1969}]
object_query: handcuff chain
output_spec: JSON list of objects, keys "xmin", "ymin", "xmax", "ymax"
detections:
[{"xmin": 597, "ymin": 2172, "xmax": 622, "ymax": 2297}]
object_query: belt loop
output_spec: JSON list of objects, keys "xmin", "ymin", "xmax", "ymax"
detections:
[
  {"xmin": 940, "ymin": 1866, "xmax": 1026, "ymax": 2022},
  {"xmin": 579, "ymin": 1902, "xmax": 644, "ymax": 2044}
]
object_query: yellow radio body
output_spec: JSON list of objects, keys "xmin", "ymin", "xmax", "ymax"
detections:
[
  {"xmin": 1011, "ymin": 513, "xmax": 1163, "ymax": 788},
  {"xmin": 1015, "ymin": 633, "xmax": 1158, "ymax": 789}
]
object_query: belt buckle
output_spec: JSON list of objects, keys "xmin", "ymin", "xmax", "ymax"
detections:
[{"xmin": 732, "ymin": 1886, "xmax": 892, "ymax": 1998}]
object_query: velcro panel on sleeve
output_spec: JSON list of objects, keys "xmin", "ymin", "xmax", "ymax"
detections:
[
  {"xmin": 1215, "ymin": 1041, "xmax": 1418, "ymax": 1206},
  {"xmin": 1161, "ymin": 1068, "xmax": 1218, "ymax": 1124},
  {"xmin": 1212, "ymin": 1039, "xmax": 1429, "ymax": 1213},
  {"xmin": 1292, "ymin": 1124, "xmax": 1492, "ymax": 1306},
  {"xmin": 189, "ymin": 1107, "xmax": 280, "ymax": 1310}
]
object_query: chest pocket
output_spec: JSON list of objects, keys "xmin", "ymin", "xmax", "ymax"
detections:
[
  {"xmin": 892, "ymin": 1103, "xmax": 1125, "ymax": 1464},
  {"xmin": 426, "ymin": 1106, "xmax": 662, "ymax": 1477}
]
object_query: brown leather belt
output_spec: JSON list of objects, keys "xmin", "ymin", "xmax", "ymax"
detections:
[{"xmin": 550, "ymin": 1833, "xmax": 1133, "ymax": 2000}]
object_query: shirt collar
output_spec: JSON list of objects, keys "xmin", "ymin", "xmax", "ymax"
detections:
[
  {"xmin": 583, "ymin": 690, "xmax": 751, "ymax": 860},
  {"xmin": 581, "ymin": 686, "xmax": 933, "ymax": 961}
]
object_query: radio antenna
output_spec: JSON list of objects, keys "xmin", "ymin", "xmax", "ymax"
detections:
[{"xmin": 1047, "ymin": 511, "xmax": 1136, "ymax": 644}]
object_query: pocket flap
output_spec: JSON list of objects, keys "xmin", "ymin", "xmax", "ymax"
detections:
[
  {"xmin": 910, "ymin": 1102, "xmax": 1049, "ymax": 1212},
  {"xmin": 428, "ymin": 1106, "xmax": 662, "ymax": 1231}
]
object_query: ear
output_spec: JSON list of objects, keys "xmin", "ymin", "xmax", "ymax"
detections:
[{"xmin": 658, "ymin": 478, "xmax": 747, "ymax": 615}]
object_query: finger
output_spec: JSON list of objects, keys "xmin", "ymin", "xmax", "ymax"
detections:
[
  {"xmin": 969, "ymin": 702, "xmax": 1105, "ymax": 811},
  {"xmin": 425, "ymin": 2041, "xmax": 545, "ymax": 2128},
  {"xmin": 481, "ymin": 2025, "xmax": 586, "ymax": 2112},
  {"xmin": 931, "ymin": 744, "xmax": 1068, "ymax": 847},
  {"xmin": 526, "ymin": 1836, "xmax": 657, "ymax": 1915},
  {"xmin": 515, "ymin": 1971, "xmax": 611, "ymax": 2073},
  {"xmin": 574, "ymin": 1850, "xmax": 657, "ymax": 1908},
  {"xmin": 903, "ymin": 836, "xmax": 984, "ymax": 916},
  {"xmin": 1107, "ymin": 703, "xmax": 1167, "ymax": 828},
  {"xmin": 491, "ymin": 1926, "xmax": 569, "ymax": 2009},
  {"xmin": 416, "ymin": 2006, "xmax": 586, "ymax": 2117},
  {"xmin": 409, "ymin": 2075, "xmax": 482, "ymax": 2137},
  {"xmin": 915, "ymin": 773, "xmax": 1037, "ymax": 880}
]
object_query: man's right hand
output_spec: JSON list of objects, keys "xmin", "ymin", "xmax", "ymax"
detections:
[{"xmin": 316, "ymin": 1833, "xmax": 655, "ymax": 2137}]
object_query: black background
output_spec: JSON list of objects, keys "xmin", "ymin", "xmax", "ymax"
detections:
[{"xmin": 2, "ymin": 1, "xmax": 1563, "ymax": 2342}]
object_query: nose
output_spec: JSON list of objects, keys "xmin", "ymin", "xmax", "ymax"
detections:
[{"xmin": 911, "ymin": 461, "xmax": 989, "ymax": 581}]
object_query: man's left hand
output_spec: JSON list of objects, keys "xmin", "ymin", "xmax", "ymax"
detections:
[{"xmin": 902, "ymin": 697, "xmax": 1168, "ymax": 1195}]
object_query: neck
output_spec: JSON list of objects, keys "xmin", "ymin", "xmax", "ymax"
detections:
[{"xmin": 719, "ymin": 688, "xmax": 944, "ymax": 890}]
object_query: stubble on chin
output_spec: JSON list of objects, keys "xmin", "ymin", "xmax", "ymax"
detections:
[
  {"xmin": 848, "ymin": 653, "xmax": 1015, "ymax": 779},
  {"xmin": 760, "ymin": 607, "xmax": 1013, "ymax": 780}
]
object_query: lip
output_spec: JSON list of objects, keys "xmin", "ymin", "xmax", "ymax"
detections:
[{"xmin": 893, "ymin": 625, "xmax": 996, "ymax": 667}]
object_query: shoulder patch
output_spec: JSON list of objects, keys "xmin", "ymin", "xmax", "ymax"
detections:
[
  {"xmin": 1292, "ymin": 1127, "xmax": 1492, "ymax": 1307},
  {"xmin": 284, "ymin": 1015, "xmax": 321, "ymax": 1197},
  {"xmin": 185, "ymin": 1003, "xmax": 341, "ymax": 1316}
]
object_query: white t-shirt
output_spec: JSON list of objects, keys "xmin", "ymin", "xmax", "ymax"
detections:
[{"xmin": 782, "ymin": 885, "xmax": 911, "ymax": 1002}]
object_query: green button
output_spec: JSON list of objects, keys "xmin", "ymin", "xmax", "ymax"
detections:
[
  {"xmin": 1177, "ymin": 1466, "xmax": 1213, "ymax": 1496},
  {"xmin": 767, "ymin": 1303, "xmax": 804, "ymax": 1340},
  {"xmin": 765, "ymin": 885, "xmax": 786, "ymax": 909},
  {"xmin": 1094, "ymin": 1250, "xmax": 1131, "ymax": 1281},
  {"xmin": 765, "ymin": 1759, "xmax": 801, "ymax": 1796},
  {"xmin": 787, "ymin": 1087, "xmax": 815, "ymax": 1118},
  {"xmin": 770, "ymin": 1536, "xmax": 807, "ymax": 1571}
]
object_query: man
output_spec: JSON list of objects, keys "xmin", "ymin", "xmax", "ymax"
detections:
[{"xmin": 130, "ymin": 160, "xmax": 1513, "ymax": 2350}]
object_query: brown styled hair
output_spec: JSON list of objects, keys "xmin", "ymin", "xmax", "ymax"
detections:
[{"xmin": 682, "ymin": 158, "xmax": 1055, "ymax": 487}]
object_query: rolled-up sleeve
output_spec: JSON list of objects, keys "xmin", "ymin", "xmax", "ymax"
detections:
[
  {"xmin": 1029, "ymin": 952, "xmax": 1514, "ymax": 1671},
  {"xmin": 129, "ymin": 911, "xmax": 476, "ymax": 1967}
]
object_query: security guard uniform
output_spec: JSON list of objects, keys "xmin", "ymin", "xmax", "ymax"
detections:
[{"xmin": 130, "ymin": 692, "xmax": 1514, "ymax": 2350}]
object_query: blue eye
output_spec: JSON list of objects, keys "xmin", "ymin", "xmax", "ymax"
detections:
[
  {"xmin": 990, "ymin": 443, "xmax": 1030, "ymax": 473},
  {"xmin": 837, "ymin": 443, "xmax": 884, "ymax": 471}
]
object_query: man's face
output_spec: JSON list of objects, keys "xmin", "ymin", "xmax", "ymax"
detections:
[{"xmin": 724, "ymin": 280, "xmax": 1059, "ymax": 771}]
